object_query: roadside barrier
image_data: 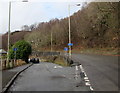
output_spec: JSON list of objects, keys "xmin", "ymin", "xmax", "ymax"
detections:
[
  {"xmin": 0, "ymin": 59, "xmax": 26, "ymax": 70},
  {"xmin": 31, "ymin": 51, "xmax": 60, "ymax": 57}
]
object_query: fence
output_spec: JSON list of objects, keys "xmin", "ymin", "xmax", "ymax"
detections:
[
  {"xmin": 0, "ymin": 59, "xmax": 26, "ymax": 70},
  {"xmin": 31, "ymin": 51, "xmax": 60, "ymax": 57}
]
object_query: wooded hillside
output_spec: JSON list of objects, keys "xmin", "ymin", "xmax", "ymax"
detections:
[
  {"xmin": 25, "ymin": 2, "xmax": 119, "ymax": 51},
  {"xmin": 2, "ymin": 2, "xmax": 120, "ymax": 51},
  {"xmin": 2, "ymin": 31, "xmax": 30, "ymax": 50}
]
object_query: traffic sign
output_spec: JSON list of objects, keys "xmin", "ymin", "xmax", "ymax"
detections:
[
  {"xmin": 13, "ymin": 48, "xmax": 18, "ymax": 51},
  {"xmin": 68, "ymin": 43, "xmax": 73, "ymax": 46},
  {"xmin": 64, "ymin": 47, "xmax": 68, "ymax": 51}
]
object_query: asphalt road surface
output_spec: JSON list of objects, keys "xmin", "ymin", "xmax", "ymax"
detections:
[
  {"xmin": 72, "ymin": 54, "xmax": 119, "ymax": 91},
  {"xmin": 9, "ymin": 62, "xmax": 91, "ymax": 91},
  {"xmin": 0, "ymin": 70, "xmax": 2, "ymax": 92},
  {"xmin": 7, "ymin": 54, "xmax": 119, "ymax": 91}
]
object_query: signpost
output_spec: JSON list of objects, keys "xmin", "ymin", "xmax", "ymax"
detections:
[
  {"xmin": 68, "ymin": 43, "xmax": 73, "ymax": 58},
  {"xmin": 13, "ymin": 48, "xmax": 18, "ymax": 66},
  {"xmin": 68, "ymin": 43, "xmax": 73, "ymax": 46},
  {"xmin": 64, "ymin": 47, "xmax": 68, "ymax": 57},
  {"xmin": 13, "ymin": 48, "xmax": 18, "ymax": 51},
  {"xmin": 13, "ymin": 48, "xmax": 18, "ymax": 60},
  {"xmin": 64, "ymin": 47, "xmax": 68, "ymax": 51}
]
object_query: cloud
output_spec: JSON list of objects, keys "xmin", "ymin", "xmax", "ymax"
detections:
[
  {"xmin": 1, "ymin": 0, "xmax": 119, "ymax": 34},
  {"xmin": 0, "ymin": 1, "xmax": 83, "ymax": 34}
]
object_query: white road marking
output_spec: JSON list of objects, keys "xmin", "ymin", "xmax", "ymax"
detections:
[
  {"xmin": 90, "ymin": 86, "xmax": 94, "ymax": 91},
  {"xmin": 75, "ymin": 66, "xmax": 79, "ymax": 80},
  {"xmin": 84, "ymin": 73, "xmax": 87, "ymax": 77},
  {"xmin": 84, "ymin": 77, "xmax": 88, "ymax": 80},
  {"xmin": 85, "ymin": 82, "xmax": 91, "ymax": 86},
  {"xmin": 85, "ymin": 79, "xmax": 90, "ymax": 82},
  {"xmin": 79, "ymin": 65, "xmax": 84, "ymax": 72},
  {"xmin": 79, "ymin": 64, "xmax": 94, "ymax": 91},
  {"xmin": 54, "ymin": 66, "xmax": 57, "ymax": 69},
  {"xmin": 75, "ymin": 65, "xmax": 79, "ymax": 71},
  {"xmin": 54, "ymin": 65, "xmax": 63, "ymax": 69},
  {"xmin": 57, "ymin": 66, "xmax": 63, "ymax": 68}
]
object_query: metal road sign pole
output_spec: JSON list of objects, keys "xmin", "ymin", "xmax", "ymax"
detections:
[{"xmin": 14, "ymin": 50, "xmax": 16, "ymax": 65}]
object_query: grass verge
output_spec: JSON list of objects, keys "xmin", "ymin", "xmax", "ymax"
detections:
[
  {"xmin": 40, "ymin": 56, "xmax": 68, "ymax": 66},
  {"xmin": 54, "ymin": 56, "xmax": 68, "ymax": 66},
  {"xmin": 72, "ymin": 48, "xmax": 119, "ymax": 55}
]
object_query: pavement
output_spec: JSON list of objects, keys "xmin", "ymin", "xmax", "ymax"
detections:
[
  {"xmin": 9, "ymin": 62, "xmax": 91, "ymax": 91},
  {"xmin": 72, "ymin": 54, "xmax": 119, "ymax": 91},
  {"xmin": 1, "ymin": 64, "xmax": 31, "ymax": 90}
]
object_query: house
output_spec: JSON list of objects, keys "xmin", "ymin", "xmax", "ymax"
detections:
[{"xmin": 0, "ymin": 49, "xmax": 7, "ymax": 58}]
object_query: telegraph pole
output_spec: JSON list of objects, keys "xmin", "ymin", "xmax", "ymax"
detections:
[{"xmin": 7, "ymin": 1, "xmax": 11, "ymax": 66}]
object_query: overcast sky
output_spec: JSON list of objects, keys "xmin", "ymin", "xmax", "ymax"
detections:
[
  {"xmin": 0, "ymin": 0, "xmax": 88, "ymax": 34},
  {"xmin": 0, "ymin": 0, "xmax": 118, "ymax": 34}
]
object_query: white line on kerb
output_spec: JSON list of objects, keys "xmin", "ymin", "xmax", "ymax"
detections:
[{"xmin": 79, "ymin": 64, "xmax": 94, "ymax": 91}]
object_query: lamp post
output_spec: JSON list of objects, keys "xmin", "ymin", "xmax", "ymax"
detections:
[
  {"xmin": 68, "ymin": 4, "xmax": 80, "ymax": 58},
  {"xmin": 7, "ymin": 1, "xmax": 11, "ymax": 65},
  {"xmin": 7, "ymin": 0, "xmax": 28, "ymax": 64},
  {"xmin": 51, "ymin": 31, "xmax": 53, "ymax": 52}
]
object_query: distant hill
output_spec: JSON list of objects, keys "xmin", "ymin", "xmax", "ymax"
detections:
[{"xmin": 2, "ymin": 31, "xmax": 31, "ymax": 51}]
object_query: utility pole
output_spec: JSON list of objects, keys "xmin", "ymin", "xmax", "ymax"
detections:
[
  {"xmin": 51, "ymin": 31, "xmax": 53, "ymax": 52},
  {"xmin": 7, "ymin": 0, "xmax": 28, "ymax": 66},
  {"xmin": 7, "ymin": 1, "xmax": 11, "ymax": 66}
]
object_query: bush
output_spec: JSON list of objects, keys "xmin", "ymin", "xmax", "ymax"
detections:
[{"xmin": 9, "ymin": 40, "xmax": 32, "ymax": 63}]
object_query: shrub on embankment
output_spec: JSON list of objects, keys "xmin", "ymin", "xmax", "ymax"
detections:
[
  {"xmin": 9, "ymin": 40, "xmax": 32, "ymax": 63},
  {"xmin": 41, "ymin": 55, "xmax": 69, "ymax": 66}
]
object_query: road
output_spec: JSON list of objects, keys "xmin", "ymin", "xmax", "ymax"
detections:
[
  {"xmin": 9, "ymin": 62, "xmax": 91, "ymax": 91},
  {"xmin": 7, "ymin": 54, "xmax": 119, "ymax": 91},
  {"xmin": 72, "ymin": 54, "xmax": 119, "ymax": 91},
  {"xmin": 0, "ymin": 70, "xmax": 2, "ymax": 92}
]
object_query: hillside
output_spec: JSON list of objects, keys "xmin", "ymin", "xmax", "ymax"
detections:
[
  {"xmin": 2, "ymin": 31, "xmax": 30, "ymax": 51},
  {"xmin": 24, "ymin": 2, "xmax": 119, "ymax": 51},
  {"xmin": 2, "ymin": 2, "xmax": 119, "ymax": 54}
]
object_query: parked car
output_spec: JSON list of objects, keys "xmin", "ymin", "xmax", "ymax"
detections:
[{"xmin": 28, "ymin": 58, "xmax": 40, "ymax": 63}]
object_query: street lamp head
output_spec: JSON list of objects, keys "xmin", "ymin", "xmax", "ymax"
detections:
[
  {"xmin": 22, "ymin": 0, "xmax": 28, "ymax": 2},
  {"xmin": 76, "ymin": 4, "xmax": 80, "ymax": 6}
]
